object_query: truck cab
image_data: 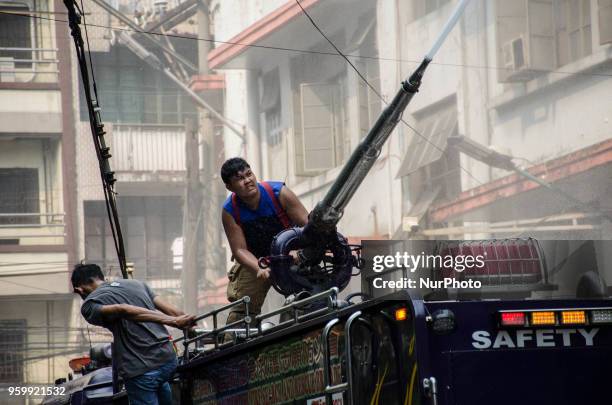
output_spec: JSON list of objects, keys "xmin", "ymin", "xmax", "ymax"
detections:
[{"xmin": 177, "ymin": 238, "xmax": 612, "ymax": 404}]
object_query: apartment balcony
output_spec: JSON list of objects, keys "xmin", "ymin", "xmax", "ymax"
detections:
[
  {"xmin": 112, "ymin": 123, "xmax": 186, "ymax": 171},
  {"xmin": 0, "ymin": 46, "xmax": 59, "ymax": 84},
  {"xmin": 110, "ymin": 123, "xmax": 188, "ymax": 184},
  {"xmin": 0, "ymin": 212, "xmax": 65, "ymax": 247},
  {"xmin": 0, "ymin": 212, "xmax": 70, "ymax": 296},
  {"xmin": 0, "ymin": 46, "xmax": 62, "ymax": 133}
]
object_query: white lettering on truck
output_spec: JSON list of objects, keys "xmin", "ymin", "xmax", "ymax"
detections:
[
  {"xmin": 471, "ymin": 328, "xmax": 599, "ymax": 349},
  {"xmin": 493, "ymin": 331, "xmax": 515, "ymax": 348},
  {"xmin": 471, "ymin": 331, "xmax": 491, "ymax": 349}
]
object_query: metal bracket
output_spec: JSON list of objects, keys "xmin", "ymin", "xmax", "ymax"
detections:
[
  {"xmin": 422, "ymin": 377, "xmax": 438, "ymax": 405},
  {"xmin": 322, "ymin": 318, "xmax": 346, "ymax": 405}
]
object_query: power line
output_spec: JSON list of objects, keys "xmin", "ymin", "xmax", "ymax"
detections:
[
  {"xmin": 1, "ymin": 6, "xmax": 607, "ymax": 195},
  {"xmin": 0, "ymin": 10, "xmax": 610, "ymax": 79},
  {"xmin": 1, "ymin": 5, "xmax": 608, "ymax": 237}
]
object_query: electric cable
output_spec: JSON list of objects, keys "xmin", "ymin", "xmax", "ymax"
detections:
[
  {"xmin": 63, "ymin": 0, "xmax": 129, "ymax": 278},
  {"xmin": 0, "ymin": 10, "xmax": 610, "ymax": 78}
]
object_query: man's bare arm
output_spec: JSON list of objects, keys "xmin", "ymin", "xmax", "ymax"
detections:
[
  {"xmin": 99, "ymin": 304, "xmax": 195, "ymax": 329},
  {"xmin": 153, "ymin": 296, "xmax": 185, "ymax": 317},
  {"xmin": 279, "ymin": 187, "xmax": 308, "ymax": 226},
  {"xmin": 222, "ymin": 210, "xmax": 268, "ymax": 277}
]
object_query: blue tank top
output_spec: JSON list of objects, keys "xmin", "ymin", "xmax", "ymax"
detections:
[{"xmin": 223, "ymin": 181, "xmax": 291, "ymax": 258}]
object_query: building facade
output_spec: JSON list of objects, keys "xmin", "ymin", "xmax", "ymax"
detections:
[
  {"xmin": 208, "ymin": 0, "xmax": 612, "ymax": 298},
  {"xmin": 1, "ymin": 0, "xmax": 611, "ymax": 391},
  {"xmin": 0, "ymin": 0, "xmax": 81, "ymax": 397}
]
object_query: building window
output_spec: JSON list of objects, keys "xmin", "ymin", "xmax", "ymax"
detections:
[
  {"xmin": 600, "ymin": 0, "xmax": 612, "ymax": 45},
  {"xmin": 0, "ymin": 168, "xmax": 39, "ymax": 225},
  {"xmin": 84, "ymin": 197, "xmax": 182, "ymax": 280},
  {"xmin": 358, "ymin": 61, "xmax": 381, "ymax": 139},
  {"xmin": 0, "ymin": 3, "xmax": 33, "ymax": 69},
  {"xmin": 84, "ymin": 214, "xmax": 114, "ymax": 271},
  {"xmin": 401, "ymin": 149, "xmax": 461, "ymax": 212},
  {"xmin": 357, "ymin": 20, "xmax": 381, "ymax": 139},
  {"xmin": 79, "ymin": 47, "xmax": 198, "ymax": 125},
  {"xmin": 397, "ymin": 100, "xmax": 460, "ymax": 228},
  {"xmin": 265, "ymin": 110, "xmax": 282, "ymax": 146},
  {"xmin": 261, "ymin": 68, "xmax": 282, "ymax": 146},
  {"xmin": 298, "ymin": 80, "xmax": 347, "ymax": 172},
  {"xmin": 0, "ymin": 319, "xmax": 26, "ymax": 383},
  {"xmin": 292, "ymin": 71, "xmax": 348, "ymax": 174},
  {"xmin": 291, "ymin": 36, "xmax": 350, "ymax": 176},
  {"xmin": 410, "ymin": 0, "xmax": 451, "ymax": 20},
  {"xmin": 554, "ymin": 0, "xmax": 592, "ymax": 67}
]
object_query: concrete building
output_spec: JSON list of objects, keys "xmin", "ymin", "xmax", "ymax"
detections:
[
  {"xmin": 0, "ymin": 0, "xmax": 81, "ymax": 398},
  {"xmin": 209, "ymin": 0, "xmax": 393, "ymax": 239},
  {"xmin": 72, "ymin": 0, "xmax": 207, "ymax": 311},
  {"xmin": 1, "ymin": 0, "xmax": 610, "ymax": 392},
  {"xmin": 70, "ymin": 0, "xmax": 231, "ymax": 316},
  {"xmin": 395, "ymin": 0, "xmax": 612, "ymax": 245},
  {"xmin": 0, "ymin": 0, "xmax": 220, "ymax": 394},
  {"xmin": 207, "ymin": 0, "xmax": 404, "ymax": 306},
  {"xmin": 208, "ymin": 0, "xmax": 611, "ymax": 301}
]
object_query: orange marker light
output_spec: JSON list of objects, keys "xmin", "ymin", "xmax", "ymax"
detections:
[
  {"xmin": 395, "ymin": 307, "xmax": 408, "ymax": 321},
  {"xmin": 561, "ymin": 310, "xmax": 586, "ymax": 325},
  {"xmin": 531, "ymin": 311, "xmax": 556, "ymax": 326},
  {"xmin": 69, "ymin": 356, "xmax": 91, "ymax": 372}
]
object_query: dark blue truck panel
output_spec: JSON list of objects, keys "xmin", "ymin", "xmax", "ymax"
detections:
[{"xmin": 419, "ymin": 299, "xmax": 612, "ymax": 405}]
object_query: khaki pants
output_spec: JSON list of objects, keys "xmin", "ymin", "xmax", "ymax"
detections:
[{"xmin": 225, "ymin": 263, "xmax": 271, "ymax": 325}]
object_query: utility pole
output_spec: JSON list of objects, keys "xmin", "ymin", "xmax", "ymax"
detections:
[
  {"xmin": 197, "ymin": 1, "xmax": 224, "ymax": 297},
  {"xmin": 182, "ymin": 118, "xmax": 201, "ymax": 315}
]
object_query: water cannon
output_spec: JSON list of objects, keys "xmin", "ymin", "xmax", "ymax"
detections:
[{"xmin": 265, "ymin": 0, "xmax": 472, "ymax": 297}]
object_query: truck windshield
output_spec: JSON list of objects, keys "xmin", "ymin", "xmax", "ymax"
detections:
[{"xmin": 361, "ymin": 239, "xmax": 612, "ymax": 301}]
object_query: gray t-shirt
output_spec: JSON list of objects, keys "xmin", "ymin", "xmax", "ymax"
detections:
[{"xmin": 81, "ymin": 279, "xmax": 176, "ymax": 379}]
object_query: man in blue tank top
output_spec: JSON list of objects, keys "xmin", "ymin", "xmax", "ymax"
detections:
[{"xmin": 220, "ymin": 157, "xmax": 308, "ymax": 325}]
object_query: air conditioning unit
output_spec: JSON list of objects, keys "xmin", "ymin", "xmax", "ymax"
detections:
[
  {"xmin": 501, "ymin": 36, "xmax": 536, "ymax": 82},
  {"xmin": 502, "ymin": 37, "xmax": 524, "ymax": 70}
]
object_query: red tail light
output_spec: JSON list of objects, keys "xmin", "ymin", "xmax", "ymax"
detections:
[
  {"xmin": 436, "ymin": 238, "xmax": 545, "ymax": 287},
  {"xmin": 500, "ymin": 312, "xmax": 526, "ymax": 326}
]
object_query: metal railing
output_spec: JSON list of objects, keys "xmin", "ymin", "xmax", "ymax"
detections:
[
  {"xmin": 0, "ymin": 212, "xmax": 65, "ymax": 244},
  {"xmin": 255, "ymin": 287, "xmax": 340, "ymax": 334},
  {"xmin": 179, "ymin": 287, "xmax": 341, "ymax": 362},
  {"xmin": 111, "ymin": 124, "xmax": 186, "ymax": 172},
  {"xmin": 0, "ymin": 212, "xmax": 64, "ymax": 225},
  {"xmin": 0, "ymin": 47, "xmax": 59, "ymax": 83}
]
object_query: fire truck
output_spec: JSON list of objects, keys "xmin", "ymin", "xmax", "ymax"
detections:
[
  {"xmin": 173, "ymin": 238, "xmax": 612, "ymax": 405},
  {"xmin": 43, "ymin": 238, "xmax": 612, "ymax": 405},
  {"xmin": 45, "ymin": 0, "xmax": 612, "ymax": 403}
]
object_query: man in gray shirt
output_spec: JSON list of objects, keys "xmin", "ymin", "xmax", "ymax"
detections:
[{"xmin": 72, "ymin": 263, "xmax": 195, "ymax": 405}]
